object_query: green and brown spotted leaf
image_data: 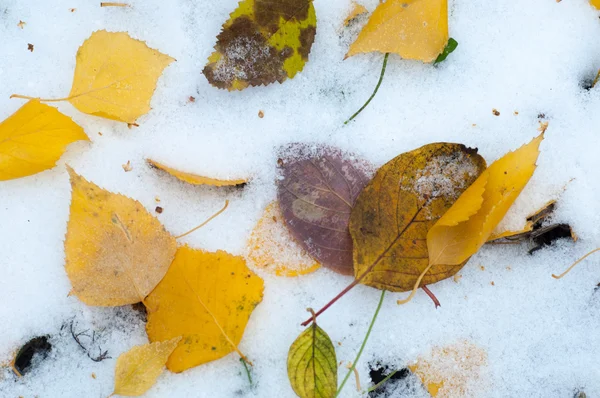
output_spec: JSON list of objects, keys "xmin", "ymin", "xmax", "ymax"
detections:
[
  {"xmin": 203, "ymin": 0, "xmax": 317, "ymax": 90},
  {"xmin": 350, "ymin": 143, "xmax": 486, "ymax": 291}
]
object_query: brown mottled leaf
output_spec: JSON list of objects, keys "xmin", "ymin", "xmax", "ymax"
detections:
[
  {"xmin": 277, "ymin": 144, "xmax": 372, "ymax": 275},
  {"xmin": 203, "ymin": 0, "xmax": 317, "ymax": 90},
  {"xmin": 350, "ymin": 143, "xmax": 486, "ymax": 291}
]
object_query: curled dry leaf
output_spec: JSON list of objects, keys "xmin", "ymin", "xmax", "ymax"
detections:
[
  {"xmin": 145, "ymin": 246, "xmax": 264, "ymax": 372},
  {"xmin": 287, "ymin": 315, "xmax": 337, "ymax": 398},
  {"xmin": 12, "ymin": 30, "xmax": 174, "ymax": 124},
  {"xmin": 427, "ymin": 134, "xmax": 543, "ymax": 267},
  {"xmin": 147, "ymin": 159, "xmax": 247, "ymax": 187},
  {"xmin": 246, "ymin": 201, "xmax": 320, "ymax": 277},
  {"xmin": 203, "ymin": 0, "xmax": 317, "ymax": 90},
  {"xmin": 277, "ymin": 144, "xmax": 372, "ymax": 275},
  {"xmin": 0, "ymin": 100, "xmax": 88, "ymax": 181},
  {"xmin": 112, "ymin": 337, "xmax": 181, "ymax": 397},
  {"xmin": 347, "ymin": 0, "xmax": 448, "ymax": 62},
  {"xmin": 350, "ymin": 143, "xmax": 486, "ymax": 291},
  {"xmin": 408, "ymin": 341, "xmax": 488, "ymax": 397},
  {"xmin": 64, "ymin": 167, "xmax": 177, "ymax": 306}
]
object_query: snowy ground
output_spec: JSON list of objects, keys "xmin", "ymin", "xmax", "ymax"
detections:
[{"xmin": 1, "ymin": 0, "xmax": 600, "ymax": 397}]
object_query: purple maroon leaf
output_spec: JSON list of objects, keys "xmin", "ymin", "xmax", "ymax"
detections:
[{"xmin": 276, "ymin": 144, "xmax": 372, "ymax": 275}]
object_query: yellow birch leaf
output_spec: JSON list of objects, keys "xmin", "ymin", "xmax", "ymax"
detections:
[
  {"xmin": 12, "ymin": 30, "xmax": 174, "ymax": 124},
  {"xmin": 428, "ymin": 134, "xmax": 544, "ymax": 266},
  {"xmin": 112, "ymin": 337, "xmax": 181, "ymax": 397},
  {"xmin": 408, "ymin": 341, "xmax": 487, "ymax": 397},
  {"xmin": 147, "ymin": 159, "xmax": 247, "ymax": 187},
  {"xmin": 350, "ymin": 143, "xmax": 486, "ymax": 291},
  {"xmin": 591, "ymin": 0, "xmax": 600, "ymax": 10},
  {"xmin": 64, "ymin": 167, "xmax": 177, "ymax": 306},
  {"xmin": 0, "ymin": 100, "xmax": 88, "ymax": 181},
  {"xmin": 246, "ymin": 201, "xmax": 320, "ymax": 277},
  {"xmin": 346, "ymin": 0, "xmax": 448, "ymax": 62},
  {"xmin": 145, "ymin": 246, "xmax": 264, "ymax": 372}
]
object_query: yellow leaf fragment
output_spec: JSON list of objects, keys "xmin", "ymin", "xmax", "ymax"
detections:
[
  {"xmin": 64, "ymin": 167, "xmax": 177, "ymax": 306},
  {"xmin": 428, "ymin": 134, "xmax": 544, "ymax": 266},
  {"xmin": 147, "ymin": 159, "xmax": 247, "ymax": 187},
  {"xmin": 409, "ymin": 341, "xmax": 488, "ymax": 397},
  {"xmin": 145, "ymin": 246, "xmax": 264, "ymax": 372},
  {"xmin": 112, "ymin": 337, "xmax": 181, "ymax": 397},
  {"xmin": 343, "ymin": 2, "xmax": 368, "ymax": 26},
  {"xmin": 0, "ymin": 100, "xmax": 88, "ymax": 181},
  {"xmin": 246, "ymin": 202, "xmax": 320, "ymax": 277},
  {"xmin": 591, "ymin": 0, "xmax": 600, "ymax": 10},
  {"xmin": 347, "ymin": 0, "xmax": 448, "ymax": 62}
]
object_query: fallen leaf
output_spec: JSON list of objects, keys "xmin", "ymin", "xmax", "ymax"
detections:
[
  {"xmin": 277, "ymin": 144, "xmax": 372, "ymax": 275},
  {"xmin": 408, "ymin": 341, "xmax": 487, "ymax": 397},
  {"xmin": 203, "ymin": 0, "xmax": 317, "ymax": 90},
  {"xmin": 346, "ymin": 0, "xmax": 448, "ymax": 62},
  {"xmin": 427, "ymin": 134, "xmax": 543, "ymax": 267},
  {"xmin": 350, "ymin": 143, "xmax": 486, "ymax": 291},
  {"xmin": 287, "ymin": 315, "xmax": 337, "ymax": 398},
  {"xmin": 12, "ymin": 31, "xmax": 174, "ymax": 124},
  {"xmin": 112, "ymin": 337, "xmax": 181, "ymax": 397},
  {"xmin": 343, "ymin": 2, "xmax": 368, "ymax": 26},
  {"xmin": 0, "ymin": 100, "xmax": 88, "ymax": 181},
  {"xmin": 147, "ymin": 159, "xmax": 247, "ymax": 187},
  {"xmin": 64, "ymin": 167, "xmax": 177, "ymax": 306},
  {"xmin": 12, "ymin": 336, "xmax": 52, "ymax": 377},
  {"xmin": 246, "ymin": 201, "xmax": 320, "ymax": 277},
  {"xmin": 145, "ymin": 246, "xmax": 264, "ymax": 372}
]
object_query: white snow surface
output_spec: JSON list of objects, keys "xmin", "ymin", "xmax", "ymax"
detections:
[{"xmin": 1, "ymin": 0, "xmax": 600, "ymax": 397}]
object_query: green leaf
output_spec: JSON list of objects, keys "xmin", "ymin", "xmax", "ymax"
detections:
[
  {"xmin": 434, "ymin": 38, "xmax": 458, "ymax": 65},
  {"xmin": 287, "ymin": 314, "xmax": 337, "ymax": 398},
  {"xmin": 203, "ymin": 0, "xmax": 317, "ymax": 91}
]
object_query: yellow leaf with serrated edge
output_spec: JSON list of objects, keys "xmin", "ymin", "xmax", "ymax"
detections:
[
  {"xmin": 145, "ymin": 246, "xmax": 264, "ymax": 372},
  {"xmin": 246, "ymin": 201, "xmax": 320, "ymax": 277},
  {"xmin": 409, "ymin": 341, "xmax": 487, "ymax": 397},
  {"xmin": 347, "ymin": 0, "xmax": 448, "ymax": 62},
  {"xmin": 112, "ymin": 337, "xmax": 181, "ymax": 397},
  {"xmin": 147, "ymin": 159, "xmax": 247, "ymax": 187},
  {"xmin": 428, "ymin": 134, "xmax": 544, "ymax": 266},
  {"xmin": 203, "ymin": 0, "xmax": 317, "ymax": 90},
  {"xmin": 64, "ymin": 167, "xmax": 177, "ymax": 306},
  {"xmin": 0, "ymin": 100, "xmax": 88, "ymax": 181},
  {"xmin": 12, "ymin": 31, "xmax": 174, "ymax": 124}
]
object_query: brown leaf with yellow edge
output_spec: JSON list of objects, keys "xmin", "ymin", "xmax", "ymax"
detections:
[
  {"xmin": 246, "ymin": 201, "xmax": 320, "ymax": 277},
  {"xmin": 12, "ymin": 30, "xmax": 174, "ymax": 124},
  {"xmin": 427, "ymin": 134, "xmax": 544, "ymax": 267},
  {"xmin": 147, "ymin": 159, "xmax": 247, "ymax": 187},
  {"xmin": 0, "ymin": 100, "xmax": 88, "ymax": 181},
  {"xmin": 408, "ymin": 341, "xmax": 488, "ymax": 397},
  {"xmin": 145, "ymin": 246, "xmax": 264, "ymax": 372},
  {"xmin": 350, "ymin": 143, "xmax": 486, "ymax": 292},
  {"xmin": 346, "ymin": 0, "xmax": 448, "ymax": 62},
  {"xmin": 112, "ymin": 337, "xmax": 181, "ymax": 397},
  {"xmin": 64, "ymin": 167, "xmax": 177, "ymax": 306}
]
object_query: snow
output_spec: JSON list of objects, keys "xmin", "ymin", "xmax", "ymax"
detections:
[{"xmin": 1, "ymin": 0, "xmax": 600, "ymax": 396}]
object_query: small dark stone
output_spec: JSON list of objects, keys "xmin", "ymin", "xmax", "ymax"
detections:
[{"xmin": 14, "ymin": 336, "xmax": 52, "ymax": 376}]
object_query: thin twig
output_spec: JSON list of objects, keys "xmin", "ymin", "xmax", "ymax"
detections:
[
  {"xmin": 552, "ymin": 247, "xmax": 600, "ymax": 279},
  {"xmin": 175, "ymin": 200, "xmax": 229, "ymax": 239},
  {"xmin": 344, "ymin": 53, "xmax": 389, "ymax": 124},
  {"xmin": 421, "ymin": 285, "xmax": 440, "ymax": 308},
  {"xmin": 240, "ymin": 358, "xmax": 253, "ymax": 387},
  {"xmin": 335, "ymin": 290, "xmax": 386, "ymax": 397}
]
